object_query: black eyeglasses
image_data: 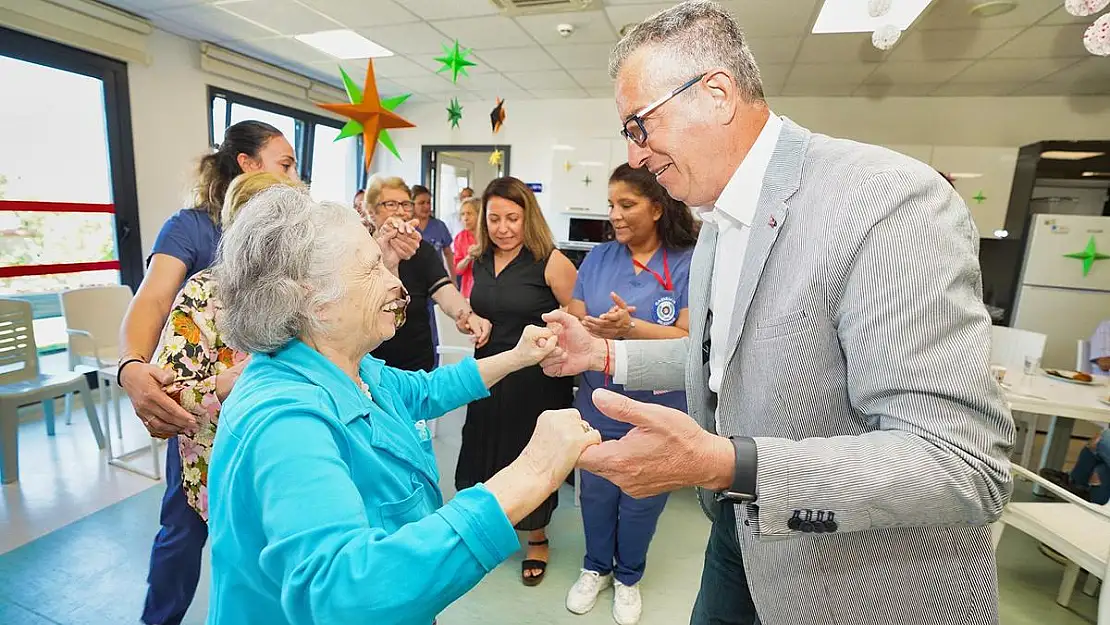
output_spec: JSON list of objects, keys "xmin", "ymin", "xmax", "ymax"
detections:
[
  {"xmin": 377, "ymin": 200, "xmax": 414, "ymax": 211},
  {"xmin": 620, "ymin": 73, "xmax": 706, "ymax": 146}
]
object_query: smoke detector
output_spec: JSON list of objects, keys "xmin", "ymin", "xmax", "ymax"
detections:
[{"xmin": 969, "ymin": 1, "xmax": 1018, "ymax": 18}]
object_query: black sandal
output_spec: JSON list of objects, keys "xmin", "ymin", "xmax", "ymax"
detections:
[{"xmin": 521, "ymin": 539, "xmax": 549, "ymax": 586}]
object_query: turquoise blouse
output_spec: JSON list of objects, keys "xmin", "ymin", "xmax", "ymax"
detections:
[{"xmin": 205, "ymin": 339, "xmax": 519, "ymax": 625}]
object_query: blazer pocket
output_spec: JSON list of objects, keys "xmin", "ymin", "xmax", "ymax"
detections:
[
  {"xmin": 379, "ymin": 480, "xmax": 430, "ymax": 533},
  {"xmin": 752, "ymin": 309, "xmax": 809, "ymax": 341}
]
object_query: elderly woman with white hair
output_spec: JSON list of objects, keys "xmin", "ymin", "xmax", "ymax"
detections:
[{"xmin": 204, "ymin": 186, "xmax": 600, "ymax": 625}]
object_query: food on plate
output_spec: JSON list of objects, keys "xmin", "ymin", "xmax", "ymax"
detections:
[{"xmin": 1074, "ymin": 371, "xmax": 1094, "ymax": 383}]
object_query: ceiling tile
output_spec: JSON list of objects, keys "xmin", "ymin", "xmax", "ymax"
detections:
[
  {"xmin": 391, "ymin": 73, "xmax": 458, "ymax": 93},
  {"xmin": 570, "ymin": 68, "xmax": 612, "ymax": 88},
  {"xmin": 930, "ymin": 82, "xmax": 1021, "ymax": 96},
  {"xmin": 432, "ymin": 16, "xmax": 534, "ymax": 49},
  {"xmin": 529, "ymin": 87, "xmax": 589, "ymax": 99},
  {"xmin": 366, "ymin": 55, "xmax": 436, "ymax": 78},
  {"xmin": 780, "ymin": 82, "xmax": 858, "ymax": 97},
  {"xmin": 916, "ymin": 0, "xmax": 1062, "ymax": 30},
  {"xmin": 603, "ymin": 3, "xmax": 678, "ymax": 34},
  {"xmin": 795, "ymin": 33, "xmax": 889, "ymax": 64},
  {"xmin": 514, "ymin": 10, "xmax": 617, "ymax": 45},
  {"xmin": 504, "ymin": 69, "xmax": 578, "ymax": 89},
  {"xmin": 156, "ymin": 4, "xmax": 278, "ymax": 41},
  {"xmin": 356, "ymin": 22, "xmax": 453, "ymax": 55},
  {"xmin": 1026, "ymin": 57, "xmax": 1110, "ymax": 95},
  {"xmin": 757, "ymin": 63, "xmax": 791, "ymax": 93},
  {"xmin": 545, "ymin": 43, "xmax": 614, "ymax": 69},
  {"xmin": 231, "ymin": 36, "xmax": 335, "ymax": 65},
  {"xmin": 988, "ymin": 24, "xmax": 1093, "ymax": 59},
  {"xmin": 221, "ymin": 0, "xmax": 339, "ymax": 35},
  {"xmin": 310, "ymin": 58, "xmax": 369, "ymax": 79},
  {"xmin": 473, "ymin": 47, "xmax": 559, "ymax": 72},
  {"xmin": 865, "ymin": 60, "xmax": 973, "ymax": 84},
  {"xmin": 401, "ymin": 0, "xmax": 500, "ymax": 21},
  {"xmin": 745, "ymin": 37, "xmax": 803, "ymax": 64},
  {"xmin": 451, "ymin": 91, "xmax": 489, "ymax": 102},
  {"xmin": 587, "ymin": 86, "xmax": 615, "ymax": 98},
  {"xmin": 854, "ymin": 82, "xmax": 943, "ymax": 98},
  {"xmin": 786, "ymin": 62, "xmax": 877, "ymax": 84},
  {"xmin": 456, "ymin": 72, "xmax": 524, "ymax": 91},
  {"xmin": 886, "ymin": 27, "xmax": 1022, "ymax": 61},
  {"xmin": 1038, "ymin": 5, "xmax": 1094, "ymax": 25},
  {"xmin": 296, "ymin": 0, "xmax": 419, "ymax": 28},
  {"xmin": 411, "ymin": 53, "xmax": 495, "ymax": 74},
  {"xmin": 100, "ymin": 0, "xmax": 205, "ymax": 11},
  {"xmin": 720, "ymin": 0, "xmax": 822, "ymax": 37},
  {"xmin": 1016, "ymin": 81, "xmax": 1110, "ymax": 96},
  {"xmin": 949, "ymin": 58, "xmax": 1083, "ymax": 83}
]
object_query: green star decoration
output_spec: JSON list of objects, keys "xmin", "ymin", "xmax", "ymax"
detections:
[
  {"xmin": 972, "ymin": 190, "xmax": 987, "ymax": 204},
  {"xmin": 446, "ymin": 98, "xmax": 463, "ymax": 129},
  {"xmin": 583, "ymin": 174, "xmax": 592, "ymax": 187},
  {"xmin": 434, "ymin": 40, "xmax": 477, "ymax": 83},
  {"xmin": 332, "ymin": 66, "xmax": 411, "ymax": 160},
  {"xmin": 1064, "ymin": 236, "xmax": 1110, "ymax": 277}
]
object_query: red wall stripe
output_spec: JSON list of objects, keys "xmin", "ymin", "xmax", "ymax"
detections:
[
  {"xmin": 0, "ymin": 200, "xmax": 116, "ymax": 214},
  {"xmin": 0, "ymin": 260, "xmax": 121, "ymax": 279}
]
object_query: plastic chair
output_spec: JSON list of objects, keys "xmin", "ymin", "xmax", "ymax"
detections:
[
  {"xmin": 0, "ymin": 298, "xmax": 105, "ymax": 484},
  {"xmin": 991, "ymin": 326, "xmax": 1047, "ymax": 468},
  {"xmin": 433, "ymin": 305, "xmax": 475, "ymax": 440}
]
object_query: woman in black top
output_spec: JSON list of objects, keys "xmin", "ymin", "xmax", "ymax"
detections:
[
  {"xmin": 455, "ymin": 177, "xmax": 578, "ymax": 586},
  {"xmin": 363, "ymin": 176, "xmax": 491, "ymax": 370}
]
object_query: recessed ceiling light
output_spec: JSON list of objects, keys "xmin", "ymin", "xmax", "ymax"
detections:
[
  {"xmin": 993, "ymin": 229, "xmax": 1009, "ymax": 238},
  {"xmin": 294, "ymin": 30, "xmax": 393, "ymax": 59},
  {"xmin": 1042, "ymin": 150, "xmax": 1106, "ymax": 160},
  {"xmin": 812, "ymin": 0, "xmax": 933, "ymax": 34},
  {"xmin": 949, "ymin": 172, "xmax": 984, "ymax": 179},
  {"xmin": 969, "ymin": 1, "xmax": 1017, "ymax": 18}
]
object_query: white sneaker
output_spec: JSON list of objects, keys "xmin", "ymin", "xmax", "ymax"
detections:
[
  {"xmin": 612, "ymin": 580, "xmax": 642, "ymax": 625},
  {"xmin": 566, "ymin": 569, "xmax": 612, "ymax": 615}
]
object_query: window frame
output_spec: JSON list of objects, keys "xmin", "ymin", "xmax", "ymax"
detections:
[{"xmin": 0, "ymin": 25, "xmax": 143, "ymax": 291}]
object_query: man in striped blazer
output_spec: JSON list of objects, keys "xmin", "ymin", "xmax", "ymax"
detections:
[{"xmin": 540, "ymin": 2, "xmax": 1015, "ymax": 624}]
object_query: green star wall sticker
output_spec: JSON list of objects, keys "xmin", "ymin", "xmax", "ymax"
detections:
[
  {"xmin": 331, "ymin": 66, "xmax": 411, "ymax": 161},
  {"xmin": 1064, "ymin": 236, "xmax": 1110, "ymax": 277},
  {"xmin": 447, "ymin": 98, "xmax": 463, "ymax": 128},
  {"xmin": 583, "ymin": 174, "xmax": 592, "ymax": 187},
  {"xmin": 972, "ymin": 190, "xmax": 987, "ymax": 204},
  {"xmin": 434, "ymin": 40, "xmax": 477, "ymax": 83}
]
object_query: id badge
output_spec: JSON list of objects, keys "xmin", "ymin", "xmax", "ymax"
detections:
[
  {"xmin": 414, "ymin": 420, "xmax": 431, "ymax": 443},
  {"xmin": 652, "ymin": 291, "xmax": 678, "ymax": 326}
]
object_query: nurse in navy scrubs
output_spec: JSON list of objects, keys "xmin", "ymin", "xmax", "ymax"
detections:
[{"xmin": 564, "ymin": 163, "xmax": 698, "ymax": 624}]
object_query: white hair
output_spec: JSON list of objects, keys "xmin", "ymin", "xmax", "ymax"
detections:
[
  {"xmin": 212, "ymin": 186, "xmax": 362, "ymax": 354},
  {"xmin": 609, "ymin": 0, "xmax": 764, "ymax": 102}
]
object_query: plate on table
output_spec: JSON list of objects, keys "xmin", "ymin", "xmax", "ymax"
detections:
[
  {"xmin": 1101, "ymin": 397, "xmax": 1110, "ymax": 407},
  {"xmin": 1043, "ymin": 369, "xmax": 1097, "ymax": 385}
]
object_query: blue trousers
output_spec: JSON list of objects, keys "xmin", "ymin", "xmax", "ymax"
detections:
[
  {"xmin": 690, "ymin": 501, "xmax": 760, "ymax": 625},
  {"xmin": 142, "ymin": 437, "xmax": 208, "ymax": 625},
  {"xmin": 1071, "ymin": 431, "xmax": 1110, "ymax": 505},
  {"xmin": 580, "ymin": 469, "xmax": 668, "ymax": 586}
]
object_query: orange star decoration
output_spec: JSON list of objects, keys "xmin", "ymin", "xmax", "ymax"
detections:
[{"xmin": 317, "ymin": 59, "xmax": 415, "ymax": 169}]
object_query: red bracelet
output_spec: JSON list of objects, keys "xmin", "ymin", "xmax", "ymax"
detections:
[{"xmin": 603, "ymin": 339, "xmax": 611, "ymax": 387}]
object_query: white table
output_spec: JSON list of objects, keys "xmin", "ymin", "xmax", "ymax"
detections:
[{"xmin": 1004, "ymin": 372, "xmax": 1110, "ymax": 483}]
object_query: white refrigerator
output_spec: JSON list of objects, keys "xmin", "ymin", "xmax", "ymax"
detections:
[{"xmin": 1012, "ymin": 214, "xmax": 1110, "ymax": 370}]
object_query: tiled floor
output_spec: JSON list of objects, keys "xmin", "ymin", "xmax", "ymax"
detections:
[{"xmin": 0, "ymin": 391, "xmax": 1103, "ymax": 625}]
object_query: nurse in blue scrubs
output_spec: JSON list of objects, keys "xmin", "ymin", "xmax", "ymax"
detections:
[{"xmin": 564, "ymin": 164, "xmax": 699, "ymax": 625}]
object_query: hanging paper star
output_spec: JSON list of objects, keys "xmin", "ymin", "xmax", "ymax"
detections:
[
  {"xmin": 489, "ymin": 149, "xmax": 503, "ymax": 166},
  {"xmin": 318, "ymin": 62, "xmax": 414, "ymax": 167},
  {"xmin": 564, "ymin": 160, "xmax": 573, "ymax": 173},
  {"xmin": 434, "ymin": 40, "xmax": 477, "ymax": 83},
  {"xmin": 490, "ymin": 98, "xmax": 506, "ymax": 134},
  {"xmin": 972, "ymin": 190, "xmax": 987, "ymax": 204},
  {"xmin": 447, "ymin": 98, "xmax": 464, "ymax": 128},
  {"xmin": 583, "ymin": 174, "xmax": 592, "ymax": 187},
  {"xmin": 1064, "ymin": 236, "xmax": 1110, "ymax": 277}
]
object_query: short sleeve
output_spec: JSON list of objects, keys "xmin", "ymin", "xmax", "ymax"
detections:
[
  {"xmin": 417, "ymin": 241, "xmax": 450, "ymax": 296},
  {"xmin": 572, "ymin": 245, "xmax": 602, "ymax": 303},
  {"xmin": 150, "ymin": 210, "xmax": 201, "ymax": 271},
  {"xmin": 433, "ymin": 221, "xmax": 453, "ymax": 249}
]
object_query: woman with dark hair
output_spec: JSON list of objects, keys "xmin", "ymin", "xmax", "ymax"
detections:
[
  {"xmin": 115, "ymin": 120, "xmax": 297, "ymax": 625},
  {"xmin": 563, "ymin": 163, "xmax": 697, "ymax": 625},
  {"xmin": 455, "ymin": 177, "xmax": 578, "ymax": 587}
]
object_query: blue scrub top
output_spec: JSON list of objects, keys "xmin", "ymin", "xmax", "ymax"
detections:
[{"xmin": 572, "ymin": 241, "xmax": 693, "ymax": 438}]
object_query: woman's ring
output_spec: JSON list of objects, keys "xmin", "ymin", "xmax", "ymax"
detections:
[{"xmin": 580, "ymin": 421, "xmax": 593, "ymax": 433}]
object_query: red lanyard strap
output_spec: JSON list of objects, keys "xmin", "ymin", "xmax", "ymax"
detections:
[{"xmin": 632, "ymin": 249, "xmax": 672, "ymax": 291}]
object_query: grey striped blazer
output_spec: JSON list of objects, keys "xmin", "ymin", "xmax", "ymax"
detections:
[{"xmin": 623, "ymin": 118, "xmax": 1015, "ymax": 625}]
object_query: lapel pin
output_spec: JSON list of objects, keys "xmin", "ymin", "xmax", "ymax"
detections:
[{"xmin": 768, "ymin": 215, "xmax": 777, "ymax": 228}]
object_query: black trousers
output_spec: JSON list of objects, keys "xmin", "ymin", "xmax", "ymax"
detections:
[{"xmin": 690, "ymin": 501, "xmax": 761, "ymax": 625}]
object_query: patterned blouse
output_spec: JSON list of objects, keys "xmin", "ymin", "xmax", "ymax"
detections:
[{"xmin": 154, "ymin": 270, "xmax": 246, "ymax": 521}]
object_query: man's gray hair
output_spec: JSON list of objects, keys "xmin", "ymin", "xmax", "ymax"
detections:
[
  {"xmin": 609, "ymin": 0, "xmax": 764, "ymax": 102},
  {"xmin": 212, "ymin": 185, "xmax": 361, "ymax": 354}
]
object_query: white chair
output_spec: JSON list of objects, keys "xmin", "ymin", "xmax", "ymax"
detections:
[
  {"xmin": 433, "ymin": 305, "xmax": 475, "ymax": 440},
  {"xmin": 59, "ymin": 285, "xmax": 161, "ymax": 480},
  {"xmin": 993, "ymin": 465, "xmax": 1110, "ymax": 621},
  {"xmin": 991, "ymin": 326, "xmax": 1047, "ymax": 468}
]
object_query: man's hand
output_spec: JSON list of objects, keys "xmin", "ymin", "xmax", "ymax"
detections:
[
  {"xmin": 459, "ymin": 311, "xmax": 492, "ymax": 349},
  {"xmin": 540, "ymin": 309, "xmax": 608, "ymax": 377},
  {"xmin": 119, "ymin": 362, "xmax": 196, "ymax": 438},
  {"xmin": 376, "ymin": 217, "xmax": 421, "ymax": 271},
  {"xmin": 578, "ymin": 388, "xmax": 735, "ymax": 498},
  {"xmin": 583, "ymin": 292, "xmax": 636, "ymax": 340}
]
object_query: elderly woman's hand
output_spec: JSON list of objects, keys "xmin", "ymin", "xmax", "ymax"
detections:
[
  {"xmin": 375, "ymin": 217, "xmax": 421, "ymax": 271},
  {"xmin": 509, "ymin": 325, "xmax": 559, "ymax": 368},
  {"xmin": 458, "ymin": 311, "xmax": 492, "ymax": 348}
]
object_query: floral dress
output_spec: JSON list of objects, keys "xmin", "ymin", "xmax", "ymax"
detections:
[{"xmin": 154, "ymin": 270, "xmax": 247, "ymax": 521}]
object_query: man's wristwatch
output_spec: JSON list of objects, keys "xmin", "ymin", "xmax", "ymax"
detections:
[{"xmin": 713, "ymin": 436, "xmax": 757, "ymax": 503}]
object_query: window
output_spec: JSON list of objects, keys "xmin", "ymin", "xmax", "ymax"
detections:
[
  {"xmin": 0, "ymin": 27, "xmax": 141, "ymax": 351},
  {"xmin": 208, "ymin": 88, "xmax": 359, "ymax": 206}
]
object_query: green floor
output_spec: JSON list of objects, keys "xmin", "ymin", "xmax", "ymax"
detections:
[{"xmin": 0, "ymin": 407, "xmax": 1101, "ymax": 624}]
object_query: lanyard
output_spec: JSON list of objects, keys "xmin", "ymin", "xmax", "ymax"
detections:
[{"xmin": 632, "ymin": 248, "xmax": 672, "ymax": 292}]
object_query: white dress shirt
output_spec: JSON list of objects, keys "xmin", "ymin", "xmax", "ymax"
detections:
[{"xmin": 614, "ymin": 113, "xmax": 783, "ymax": 433}]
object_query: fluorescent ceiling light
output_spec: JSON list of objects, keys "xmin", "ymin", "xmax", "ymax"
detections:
[
  {"xmin": 294, "ymin": 30, "xmax": 393, "ymax": 59},
  {"xmin": 948, "ymin": 172, "xmax": 983, "ymax": 179},
  {"xmin": 1041, "ymin": 150, "xmax": 1105, "ymax": 160},
  {"xmin": 1082, "ymin": 171, "xmax": 1110, "ymax": 177},
  {"xmin": 812, "ymin": 0, "xmax": 934, "ymax": 34}
]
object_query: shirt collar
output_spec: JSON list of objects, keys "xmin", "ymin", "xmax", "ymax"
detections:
[
  {"xmin": 698, "ymin": 112, "xmax": 783, "ymax": 227},
  {"xmin": 268, "ymin": 339, "xmax": 386, "ymax": 424}
]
